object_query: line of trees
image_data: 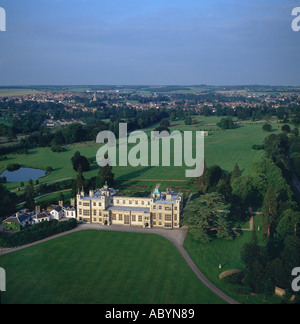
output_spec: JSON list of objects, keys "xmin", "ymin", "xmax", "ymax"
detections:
[
  {"xmin": 238, "ymin": 131, "xmax": 300, "ymax": 298},
  {"xmin": 0, "ymin": 218, "xmax": 77, "ymax": 248},
  {"xmin": 184, "ymin": 127, "xmax": 300, "ymax": 300}
]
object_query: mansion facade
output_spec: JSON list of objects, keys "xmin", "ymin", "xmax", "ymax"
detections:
[{"xmin": 77, "ymin": 185, "xmax": 183, "ymax": 229}]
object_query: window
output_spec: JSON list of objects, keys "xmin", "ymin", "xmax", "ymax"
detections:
[
  {"xmin": 159, "ymin": 206, "xmax": 162, "ymax": 210},
  {"xmin": 98, "ymin": 203, "xmax": 102, "ymax": 207},
  {"xmin": 79, "ymin": 209, "xmax": 82, "ymax": 215},
  {"xmin": 152, "ymin": 213, "xmax": 156, "ymax": 220},
  {"xmin": 135, "ymin": 201, "xmax": 138, "ymax": 205},
  {"xmin": 174, "ymin": 214, "xmax": 177, "ymax": 221},
  {"xmin": 165, "ymin": 215, "xmax": 172, "ymax": 221},
  {"xmin": 112, "ymin": 214, "xmax": 116, "ymax": 221},
  {"xmin": 118, "ymin": 214, "xmax": 123, "ymax": 221},
  {"xmin": 138, "ymin": 215, "xmax": 143, "ymax": 222},
  {"xmin": 83, "ymin": 210, "xmax": 90, "ymax": 216},
  {"xmin": 93, "ymin": 210, "xmax": 96, "ymax": 216},
  {"xmin": 83, "ymin": 202, "xmax": 90, "ymax": 207},
  {"xmin": 93, "ymin": 202, "xmax": 96, "ymax": 207},
  {"xmin": 132, "ymin": 215, "xmax": 136, "ymax": 222}
]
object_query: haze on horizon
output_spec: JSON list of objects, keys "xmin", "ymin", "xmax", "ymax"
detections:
[{"xmin": 0, "ymin": 0, "xmax": 300, "ymax": 86}]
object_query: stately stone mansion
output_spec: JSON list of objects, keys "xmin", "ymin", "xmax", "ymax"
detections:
[{"xmin": 77, "ymin": 184, "xmax": 183, "ymax": 229}]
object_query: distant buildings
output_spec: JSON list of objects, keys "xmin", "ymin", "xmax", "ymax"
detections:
[
  {"xmin": 2, "ymin": 201, "xmax": 76, "ymax": 232},
  {"xmin": 42, "ymin": 118, "xmax": 85, "ymax": 128}
]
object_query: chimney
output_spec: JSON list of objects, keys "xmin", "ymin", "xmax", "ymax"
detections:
[
  {"xmin": 59, "ymin": 201, "xmax": 64, "ymax": 208},
  {"xmin": 70, "ymin": 198, "xmax": 75, "ymax": 207},
  {"xmin": 89, "ymin": 190, "xmax": 94, "ymax": 198},
  {"xmin": 35, "ymin": 205, "xmax": 41, "ymax": 214}
]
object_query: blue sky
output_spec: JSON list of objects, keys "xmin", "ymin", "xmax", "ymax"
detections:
[{"xmin": 0, "ymin": 0, "xmax": 299, "ymax": 85}]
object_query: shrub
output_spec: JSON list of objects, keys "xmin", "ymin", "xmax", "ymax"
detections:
[{"xmin": 7, "ymin": 163, "xmax": 21, "ymax": 172}]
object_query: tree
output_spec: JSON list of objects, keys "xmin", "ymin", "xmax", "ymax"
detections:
[
  {"xmin": 262, "ymin": 123, "xmax": 272, "ymax": 132},
  {"xmin": 154, "ymin": 125, "xmax": 170, "ymax": 133},
  {"xmin": 183, "ymin": 193, "xmax": 234, "ymax": 243},
  {"xmin": 185, "ymin": 115, "xmax": 192, "ymax": 125},
  {"xmin": 276, "ymin": 209, "xmax": 300, "ymax": 240},
  {"xmin": 24, "ymin": 182, "xmax": 35, "ymax": 211},
  {"xmin": 75, "ymin": 168, "xmax": 85, "ymax": 193},
  {"xmin": 71, "ymin": 151, "xmax": 81, "ymax": 166},
  {"xmin": 231, "ymin": 174, "xmax": 265, "ymax": 209},
  {"xmin": 241, "ymin": 229, "xmax": 267, "ymax": 294},
  {"xmin": 262, "ymin": 185, "xmax": 278, "ymax": 240},
  {"xmin": 231, "ymin": 163, "xmax": 241, "ymax": 184},
  {"xmin": 281, "ymin": 125, "xmax": 291, "ymax": 133},
  {"xmin": 194, "ymin": 161, "xmax": 210, "ymax": 193},
  {"xmin": 72, "ymin": 153, "xmax": 90, "ymax": 172},
  {"xmin": 217, "ymin": 117, "xmax": 235, "ymax": 130},
  {"xmin": 160, "ymin": 118, "xmax": 170, "ymax": 128},
  {"xmin": 0, "ymin": 183, "xmax": 17, "ymax": 218},
  {"xmin": 208, "ymin": 165, "xmax": 223, "ymax": 188},
  {"xmin": 97, "ymin": 164, "xmax": 114, "ymax": 188}
]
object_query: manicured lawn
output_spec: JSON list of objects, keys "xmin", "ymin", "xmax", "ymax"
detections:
[
  {"xmin": 1, "ymin": 117, "xmax": 285, "ymax": 193},
  {"xmin": 0, "ymin": 230, "xmax": 225, "ymax": 304}
]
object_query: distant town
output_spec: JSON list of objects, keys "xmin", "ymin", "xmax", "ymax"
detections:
[{"xmin": 1, "ymin": 85, "xmax": 300, "ymax": 117}]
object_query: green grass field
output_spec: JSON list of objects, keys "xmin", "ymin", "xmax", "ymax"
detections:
[
  {"xmin": 0, "ymin": 230, "xmax": 225, "ymax": 304},
  {"xmin": 1, "ymin": 117, "xmax": 284, "ymax": 192}
]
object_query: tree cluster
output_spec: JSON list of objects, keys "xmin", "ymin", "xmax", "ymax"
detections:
[{"xmin": 0, "ymin": 219, "xmax": 77, "ymax": 248}]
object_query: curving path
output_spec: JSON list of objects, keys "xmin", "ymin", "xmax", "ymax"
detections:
[{"xmin": 0, "ymin": 223, "xmax": 239, "ymax": 305}]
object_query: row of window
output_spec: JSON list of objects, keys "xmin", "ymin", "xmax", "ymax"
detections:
[
  {"xmin": 152, "ymin": 213, "xmax": 178, "ymax": 221},
  {"xmin": 111, "ymin": 214, "xmax": 144, "ymax": 223},
  {"xmin": 153, "ymin": 205, "xmax": 178, "ymax": 211},
  {"xmin": 79, "ymin": 210, "xmax": 178, "ymax": 223},
  {"xmin": 78, "ymin": 217, "xmax": 179, "ymax": 228},
  {"xmin": 79, "ymin": 200, "xmax": 179, "ymax": 210}
]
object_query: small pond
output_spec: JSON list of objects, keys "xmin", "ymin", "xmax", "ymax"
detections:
[{"xmin": 0, "ymin": 167, "xmax": 46, "ymax": 183}]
